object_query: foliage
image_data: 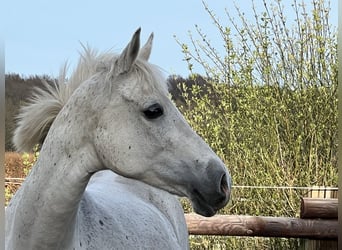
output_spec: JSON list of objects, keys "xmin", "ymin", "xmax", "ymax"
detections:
[
  {"xmin": 174, "ymin": 0, "xmax": 337, "ymax": 249},
  {"xmin": 21, "ymin": 147, "xmax": 39, "ymax": 175},
  {"xmin": 5, "ymin": 185, "xmax": 14, "ymax": 206}
]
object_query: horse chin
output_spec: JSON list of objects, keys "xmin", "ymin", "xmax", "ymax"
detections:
[
  {"xmin": 190, "ymin": 194, "xmax": 219, "ymax": 217},
  {"xmin": 189, "ymin": 188, "xmax": 229, "ymax": 217},
  {"xmin": 192, "ymin": 202, "xmax": 217, "ymax": 217}
]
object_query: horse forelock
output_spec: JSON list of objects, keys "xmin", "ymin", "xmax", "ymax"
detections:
[{"xmin": 13, "ymin": 46, "xmax": 167, "ymax": 152}]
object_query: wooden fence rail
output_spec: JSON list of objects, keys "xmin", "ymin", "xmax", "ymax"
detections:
[
  {"xmin": 185, "ymin": 213, "xmax": 338, "ymax": 239},
  {"xmin": 6, "ymin": 175, "xmax": 339, "ymax": 245},
  {"xmin": 300, "ymin": 198, "xmax": 338, "ymax": 219}
]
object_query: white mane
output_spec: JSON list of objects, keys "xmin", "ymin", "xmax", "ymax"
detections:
[{"xmin": 13, "ymin": 45, "xmax": 167, "ymax": 152}]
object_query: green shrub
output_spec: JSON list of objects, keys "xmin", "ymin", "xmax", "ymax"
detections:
[{"xmin": 174, "ymin": 0, "xmax": 337, "ymax": 248}]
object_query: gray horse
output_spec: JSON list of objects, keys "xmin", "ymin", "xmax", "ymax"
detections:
[{"xmin": 6, "ymin": 28, "xmax": 231, "ymax": 249}]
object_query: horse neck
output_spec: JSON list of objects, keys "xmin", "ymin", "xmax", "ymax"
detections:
[
  {"xmin": 8, "ymin": 93, "xmax": 103, "ymax": 249},
  {"xmin": 33, "ymin": 91, "xmax": 103, "ymax": 214}
]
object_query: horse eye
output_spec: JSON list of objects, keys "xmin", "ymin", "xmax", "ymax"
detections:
[{"xmin": 143, "ymin": 103, "xmax": 164, "ymax": 120}]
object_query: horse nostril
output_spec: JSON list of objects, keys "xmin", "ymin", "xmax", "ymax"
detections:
[{"xmin": 220, "ymin": 173, "xmax": 228, "ymax": 194}]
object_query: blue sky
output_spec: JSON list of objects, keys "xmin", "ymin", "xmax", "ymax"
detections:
[{"xmin": 3, "ymin": 0, "xmax": 338, "ymax": 78}]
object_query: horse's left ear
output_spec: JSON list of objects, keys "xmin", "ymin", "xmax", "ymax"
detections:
[
  {"xmin": 139, "ymin": 33, "xmax": 154, "ymax": 61},
  {"xmin": 116, "ymin": 28, "xmax": 141, "ymax": 74}
]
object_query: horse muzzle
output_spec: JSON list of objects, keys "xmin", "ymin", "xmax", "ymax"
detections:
[{"xmin": 189, "ymin": 161, "xmax": 231, "ymax": 217}]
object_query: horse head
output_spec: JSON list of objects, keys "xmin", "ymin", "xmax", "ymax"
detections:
[{"xmin": 88, "ymin": 28, "xmax": 231, "ymax": 216}]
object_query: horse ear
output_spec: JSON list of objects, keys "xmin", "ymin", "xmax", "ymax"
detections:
[
  {"xmin": 139, "ymin": 33, "xmax": 154, "ymax": 61},
  {"xmin": 116, "ymin": 28, "xmax": 141, "ymax": 74}
]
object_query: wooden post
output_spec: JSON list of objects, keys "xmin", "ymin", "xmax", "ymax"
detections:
[
  {"xmin": 301, "ymin": 186, "xmax": 338, "ymax": 250},
  {"xmin": 300, "ymin": 198, "xmax": 338, "ymax": 219}
]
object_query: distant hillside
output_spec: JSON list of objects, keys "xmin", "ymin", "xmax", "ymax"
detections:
[{"xmin": 5, "ymin": 74, "xmax": 53, "ymax": 151}]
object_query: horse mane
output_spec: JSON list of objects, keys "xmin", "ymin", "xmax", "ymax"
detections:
[{"xmin": 13, "ymin": 45, "xmax": 166, "ymax": 152}]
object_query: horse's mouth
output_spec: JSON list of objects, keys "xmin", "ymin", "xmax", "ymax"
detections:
[{"xmin": 190, "ymin": 188, "xmax": 229, "ymax": 217}]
